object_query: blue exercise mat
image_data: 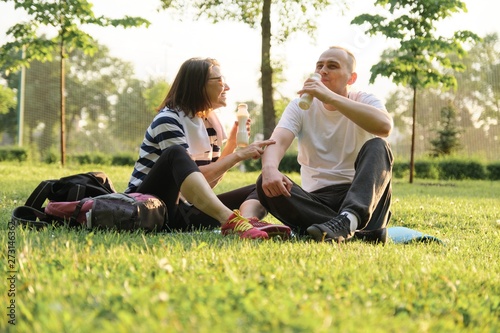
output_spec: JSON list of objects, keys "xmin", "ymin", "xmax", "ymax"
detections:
[{"xmin": 388, "ymin": 226, "xmax": 443, "ymax": 244}]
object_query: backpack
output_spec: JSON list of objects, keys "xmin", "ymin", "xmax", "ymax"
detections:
[
  {"xmin": 25, "ymin": 171, "xmax": 116, "ymax": 209},
  {"xmin": 11, "ymin": 172, "xmax": 167, "ymax": 232}
]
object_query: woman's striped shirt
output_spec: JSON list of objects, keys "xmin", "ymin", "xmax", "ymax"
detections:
[{"xmin": 126, "ymin": 107, "xmax": 221, "ymax": 193}]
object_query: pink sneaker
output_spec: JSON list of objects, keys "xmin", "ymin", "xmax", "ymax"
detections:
[
  {"xmin": 221, "ymin": 210, "xmax": 269, "ymax": 239},
  {"xmin": 248, "ymin": 217, "xmax": 291, "ymax": 239}
]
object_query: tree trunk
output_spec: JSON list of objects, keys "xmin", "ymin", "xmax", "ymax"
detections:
[
  {"xmin": 260, "ymin": 0, "xmax": 275, "ymax": 139},
  {"xmin": 409, "ymin": 85, "xmax": 417, "ymax": 183},
  {"xmin": 17, "ymin": 47, "xmax": 26, "ymax": 147},
  {"xmin": 59, "ymin": 29, "xmax": 66, "ymax": 166}
]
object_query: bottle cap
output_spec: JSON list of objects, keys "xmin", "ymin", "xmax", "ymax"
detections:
[{"xmin": 237, "ymin": 103, "xmax": 249, "ymax": 115}]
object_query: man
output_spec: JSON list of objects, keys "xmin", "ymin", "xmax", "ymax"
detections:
[{"xmin": 256, "ymin": 46, "xmax": 394, "ymax": 243}]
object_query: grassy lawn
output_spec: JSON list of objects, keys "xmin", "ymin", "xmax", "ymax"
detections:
[{"xmin": 1, "ymin": 163, "xmax": 499, "ymax": 332}]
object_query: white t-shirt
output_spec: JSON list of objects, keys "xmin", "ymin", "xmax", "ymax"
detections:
[{"xmin": 277, "ymin": 90, "xmax": 387, "ymax": 192}]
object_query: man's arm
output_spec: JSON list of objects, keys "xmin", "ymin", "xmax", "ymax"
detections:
[
  {"xmin": 324, "ymin": 94, "xmax": 393, "ymax": 137},
  {"xmin": 300, "ymin": 79, "xmax": 393, "ymax": 137},
  {"xmin": 260, "ymin": 127, "xmax": 295, "ymax": 197}
]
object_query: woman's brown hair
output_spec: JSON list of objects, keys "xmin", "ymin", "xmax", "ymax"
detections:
[{"xmin": 157, "ymin": 57, "xmax": 219, "ymax": 117}]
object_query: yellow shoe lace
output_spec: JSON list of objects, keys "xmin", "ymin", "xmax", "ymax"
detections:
[
  {"xmin": 227, "ymin": 210, "xmax": 253, "ymax": 232},
  {"xmin": 249, "ymin": 217, "xmax": 272, "ymax": 225}
]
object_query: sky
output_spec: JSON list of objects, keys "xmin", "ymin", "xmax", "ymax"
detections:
[{"xmin": 1, "ymin": 0, "xmax": 499, "ymax": 115}]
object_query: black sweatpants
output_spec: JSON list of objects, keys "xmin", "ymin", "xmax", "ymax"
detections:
[
  {"xmin": 256, "ymin": 138, "xmax": 394, "ymax": 235},
  {"xmin": 136, "ymin": 145, "xmax": 258, "ymax": 231}
]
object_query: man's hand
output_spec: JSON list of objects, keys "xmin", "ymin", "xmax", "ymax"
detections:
[
  {"xmin": 298, "ymin": 77, "xmax": 335, "ymax": 105},
  {"xmin": 261, "ymin": 167, "xmax": 293, "ymax": 198}
]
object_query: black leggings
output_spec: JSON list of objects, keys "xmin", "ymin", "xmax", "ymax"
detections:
[{"xmin": 136, "ymin": 145, "xmax": 258, "ymax": 231}]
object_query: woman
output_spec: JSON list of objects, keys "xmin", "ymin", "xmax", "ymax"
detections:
[{"xmin": 126, "ymin": 57, "xmax": 290, "ymax": 239}]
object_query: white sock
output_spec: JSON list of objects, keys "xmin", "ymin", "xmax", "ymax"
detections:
[{"xmin": 341, "ymin": 212, "xmax": 358, "ymax": 232}]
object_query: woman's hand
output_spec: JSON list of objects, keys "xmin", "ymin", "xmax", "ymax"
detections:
[
  {"xmin": 228, "ymin": 118, "xmax": 252, "ymax": 143},
  {"xmin": 235, "ymin": 139, "xmax": 276, "ymax": 160},
  {"xmin": 227, "ymin": 121, "xmax": 238, "ymax": 144}
]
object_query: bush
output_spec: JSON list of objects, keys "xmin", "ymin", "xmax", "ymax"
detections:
[
  {"xmin": 487, "ymin": 162, "xmax": 500, "ymax": 180},
  {"xmin": 393, "ymin": 158, "xmax": 497, "ymax": 181},
  {"xmin": 392, "ymin": 161, "xmax": 409, "ymax": 179},
  {"xmin": 112, "ymin": 153, "xmax": 136, "ymax": 166},
  {"xmin": 242, "ymin": 158, "xmax": 261, "ymax": 172},
  {"xmin": 242, "ymin": 153, "xmax": 300, "ymax": 173},
  {"xmin": 67, "ymin": 153, "xmax": 136, "ymax": 166},
  {"xmin": 414, "ymin": 160, "xmax": 440, "ymax": 179},
  {"xmin": 69, "ymin": 153, "xmax": 111, "ymax": 165},
  {"xmin": 43, "ymin": 149, "xmax": 59, "ymax": 164},
  {"xmin": 438, "ymin": 159, "xmax": 486, "ymax": 180},
  {"xmin": 92, "ymin": 153, "xmax": 111, "ymax": 165},
  {"xmin": 280, "ymin": 154, "xmax": 300, "ymax": 173},
  {"xmin": 242, "ymin": 153, "xmax": 498, "ymax": 181},
  {"xmin": 4, "ymin": 145, "xmax": 497, "ymax": 182},
  {"xmin": 69, "ymin": 154, "xmax": 92, "ymax": 164},
  {"xmin": 0, "ymin": 146, "xmax": 28, "ymax": 162}
]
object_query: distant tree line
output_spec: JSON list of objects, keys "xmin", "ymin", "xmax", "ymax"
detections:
[
  {"xmin": 385, "ymin": 33, "xmax": 500, "ymax": 161},
  {"xmin": 1, "ymin": 44, "xmax": 169, "ymax": 161}
]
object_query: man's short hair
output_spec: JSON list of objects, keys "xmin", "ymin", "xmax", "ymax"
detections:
[{"xmin": 328, "ymin": 46, "xmax": 356, "ymax": 72}]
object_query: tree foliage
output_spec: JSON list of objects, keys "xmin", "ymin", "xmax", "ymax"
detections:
[
  {"xmin": 430, "ymin": 102, "xmax": 462, "ymax": 156},
  {"xmin": 2, "ymin": 44, "xmax": 151, "ymax": 159},
  {"xmin": 0, "ymin": 84, "xmax": 16, "ymax": 115},
  {"xmin": 351, "ymin": 0, "xmax": 479, "ymax": 183},
  {"xmin": 158, "ymin": 0, "xmax": 344, "ymax": 138},
  {"xmin": 450, "ymin": 33, "xmax": 500, "ymax": 129},
  {"xmin": 384, "ymin": 33, "xmax": 500, "ymax": 161},
  {"xmin": 142, "ymin": 79, "xmax": 171, "ymax": 114},
  {"xmin": 0, "ymin": 0, "xmax": 150, "ymax": 164},
  {"xmin": 0, "ymin": 85, "xmax": 17, "ymax": 142},
  {"xmin": 352, "ymin": 0, "xmax": 479, "ymax": 89},
  {"xmin": 0, "ymin": 0, "xmax": 150, "ymax": 73}
]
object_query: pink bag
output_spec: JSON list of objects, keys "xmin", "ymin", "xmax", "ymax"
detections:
[{"xmin": 44, "ymin": 193, "xmax": 166, "ymax": 231}]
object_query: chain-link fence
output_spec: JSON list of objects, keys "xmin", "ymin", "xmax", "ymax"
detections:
[{"xmin": 1, "ymin": 37, "xmax": 499, "ymax": 163}]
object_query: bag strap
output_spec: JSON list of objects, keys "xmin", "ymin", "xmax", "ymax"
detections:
[
  {"xmin": 70, "ymin": 198, "xmax": 93, "ymax": 228},
  {"xmin": 13, "ymin": 200, "xmax": 90, "ymax": 229},
  {"xmin": 25, "ymin": 179, "xmax": 89, "ymax": 210},
  {"xmin": 24, "ymin": 180, "xmax": 53, "ymax": 209},
  {"xmin": 11, "ymin": 205, "xmax": 51, "ymax": 229}
]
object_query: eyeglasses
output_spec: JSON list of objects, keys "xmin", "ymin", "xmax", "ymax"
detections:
[{"xmin": 208, "ymin": 76, "xmax": 226, "ymax": 86}]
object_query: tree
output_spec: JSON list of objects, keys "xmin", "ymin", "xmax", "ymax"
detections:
[
  {"xmin": 2, "ymin": 44, "xmax": 145, "ymax": 159},
  {"xmin": 0, "ymin": 84, "xmax": 16, "ymax": 115},
  {"xmin": 450, "ymin": 33, "xmax": 500, "ymax": 133},
  {"xmin": 0, "ymin": 0, "xmax": 149, "ymax": 165},
  {"xmin": 0, "ymin": 84, "xmax": 17, "ymax": 143},
  {"xmin": 351, "ymin": 0, "xmax": 479, "ymax": 183},
  {"xmin": 112, "ymin": 78, "xmax": 161, "ymax": 151},
  {"xmin": 158, "ymin": 0, "xmax": 344, "ymax": 139},
  {"xmin": 143, "ymin": 79, "xmax": 171, "ymax": 115},
  {"xmin": 430, "ymin": 102, "xmax": 462, "ymax": 156},
  {"xmin": 384, "ymin": 33, "xmax": 500, "ymax": 161}
]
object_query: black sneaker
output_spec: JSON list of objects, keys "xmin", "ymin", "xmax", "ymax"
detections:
[{"xmin": 307, "ymin": 214, "xmax": 354, "ymax": 243}]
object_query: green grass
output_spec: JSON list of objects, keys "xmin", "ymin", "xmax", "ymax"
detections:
[{"xmin": 1, "ymin": 163, "xmax": 499, "ymax": 333}]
